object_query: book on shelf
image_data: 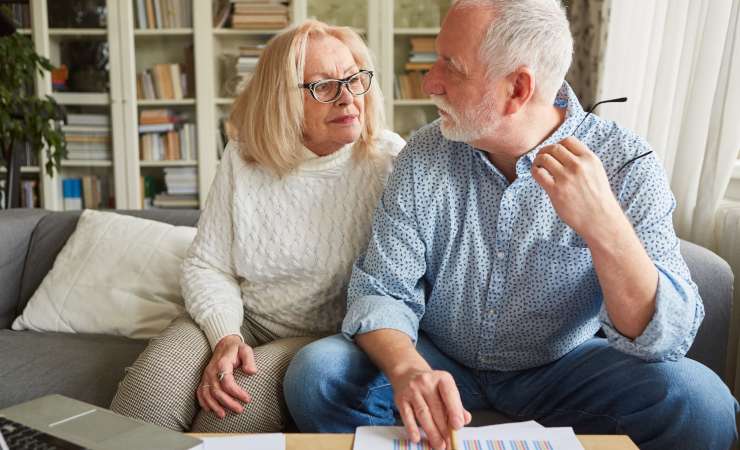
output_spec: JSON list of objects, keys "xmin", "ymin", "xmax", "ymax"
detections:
[
  {"xmin": 67, "ymin": 114, "xmax": 110, "ymax": 127},
  {"xmin": 136, "ymin": 0, "xmax": 192, "ymax": 29},
  {"xmin": 138, "ymin": 110, "xmax": 197, "ymax": 162},
  {"xmin": 137, "ymin": 63, "xmax": 187, "ymax": 100},
  {"xmin": 20, "ymin": 180, "xmax": 38, "ymax": 209},
  {"xmin": 62, "ymin": 114, "xmax": 112, "ymax": 162},
  {"xmin": 409, "ymin": 37, "xmax": 436, "ymax": 53},
  {"xmin": 62, "ymin": 178, "xmax": 82, "ymax": 210},
  {"xmin": 404, "ymin": 62, "xmax": 434, "ymax": 71},
  {"xmin": 137, "ymin": 42, "xmax": 194, "ymax": 99},
  {"xmin": 164, "ymin": 166, "xmax": 197, "ymax": 188},
  {"xmin": 229, "ymin": 0, "xmax": 290, "ymax": 29},
  {"xmin": 396, "ymin": 71, "xmax": 427, "ymax": 99},
  {"xmin": 140, "ymin": 175, "xmax": 159, "ymax": 209},
  {"xmin": 396, "ymin": 37, "xmax": 437, "ymax": 100},
  {"xmin": 152, "ymin": 166, "xmax": 198, "ymax": 209},
  {"xmin": 153, "ymin": 193, "xmax": 199, "ymax": 208}
]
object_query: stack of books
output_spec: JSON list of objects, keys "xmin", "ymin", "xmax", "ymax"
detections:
[
  {"xmin": 138, "ymin": 109, "xmax": 197, "ymax": 162},
  {"xmin": 137, "ymin": 63, "xmax": 189, "ymax": 100},
  {"xmin": 230, "ymin": 0, "xmax": 290, "ymax": 30},
  {"xmin": 405, "ymin": 37, "xmax": 436, "ymax": 71},
  {"xmin": 395, "ymin": 37, "xmax": 436, "ymax": 99},
  {"xmin": 63, "ymin": 114, "xmax": 112, "ymax": 161},
  {"xmin": 135, "ymin": 0, "xmax": 193, "ymax": 29},
  {"xmin": 154, "ymin": 167, "xmax": 198, "ymax": 208}
]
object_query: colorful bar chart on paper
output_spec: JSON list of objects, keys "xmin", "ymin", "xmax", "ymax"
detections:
[
  {"xmin": 392, "ymin": 439, "xmax": 433, "ymax": 450},
  {"xmin": 353, "ymin": 425, "xmax": 584, "ymax": 450},
  {"xmin": 462, "ymin": 440, "xmax": 555, "ymax": 450}
]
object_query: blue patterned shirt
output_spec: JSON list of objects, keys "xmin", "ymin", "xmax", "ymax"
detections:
[{"xmin": 342, "ymin": 83, "xmax": 704, "ymax": 371}]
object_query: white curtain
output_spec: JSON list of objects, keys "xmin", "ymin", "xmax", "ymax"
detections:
[
  {"xmin": 596, "ymin": 0, "xmax": 740, "ymax": 248},
  {"xmin": 597, "ymin": 0, "xmax": 740, "ymax": 390}
]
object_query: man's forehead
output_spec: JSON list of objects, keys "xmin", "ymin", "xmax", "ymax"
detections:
[{"xmin": 437, "ymin": 6, "xmax": 493, "ymax": 69}]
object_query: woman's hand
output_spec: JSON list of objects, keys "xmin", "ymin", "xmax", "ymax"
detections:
[{"xmin": 196, "ymin": 334, "xmax": 257, "ymax": 418}]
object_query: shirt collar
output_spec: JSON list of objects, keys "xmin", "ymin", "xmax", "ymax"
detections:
[
  {"xmin": 514, "ymin": 82, "xmax": 586, "ymax": 176},
  {"xmin": 469, "ymin": 82, "xmax": 586, "ymax": 179}
]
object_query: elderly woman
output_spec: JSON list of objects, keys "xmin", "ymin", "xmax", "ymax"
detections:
[{"xmin": 109, "ymin": 19, "xmax": 404, "ymax": 433}]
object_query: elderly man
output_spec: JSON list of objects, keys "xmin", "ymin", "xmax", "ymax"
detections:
[{"xmin": 283, "ymin": 1, "xmax": 738, "ymax": 449}]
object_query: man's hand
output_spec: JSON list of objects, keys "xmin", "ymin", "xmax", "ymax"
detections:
[
  {"xmin": 389, "ymin": 368, "xmax": 472, "ymax": 450},
  {"xmin": 196, "ymin": 334, "xmax": 257, "ymax": 419},
  {"xmin": 532, "ymin": 136, "xmax": 659, "ymax": 338},
  {"xmin": 531, "ymin": 136, "xmax": 624, "ymax": 242}
]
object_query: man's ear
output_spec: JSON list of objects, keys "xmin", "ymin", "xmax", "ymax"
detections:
[{"xmin": 503, "ymin": 66, "xmax": 535, "ymax": 115}]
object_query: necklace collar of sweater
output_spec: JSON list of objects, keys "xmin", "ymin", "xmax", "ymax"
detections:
[{"xmin": 297, "ymin": 142, "xmax": 354, "ymax": 175}]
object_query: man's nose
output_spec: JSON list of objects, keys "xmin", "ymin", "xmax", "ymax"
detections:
[{"xmin": 422, "ymin": 61, "xmax": 445, "ymax": 96}]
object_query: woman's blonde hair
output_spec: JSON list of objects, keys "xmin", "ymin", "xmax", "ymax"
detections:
[{"xmin": 229, "ymin": 20, "xmax": 385, "ymax": 177}]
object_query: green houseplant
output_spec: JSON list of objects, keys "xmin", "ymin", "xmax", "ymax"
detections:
[{"xmin": 0, "ymin": 28, "xmax": 66, "ymax": 207}]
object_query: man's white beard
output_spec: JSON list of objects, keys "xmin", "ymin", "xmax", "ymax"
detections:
[{"xmin": 431, "ymin": 95, "xmax": 498, "ymax": 143}]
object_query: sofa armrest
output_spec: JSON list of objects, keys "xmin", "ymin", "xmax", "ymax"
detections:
[
  {"xmin": 0, "ymin": 209, "xmax": 51, "ymax": 329},
  {"xmin": 681, "ymin": 239, "xmax": 734, "ymax": 381}
]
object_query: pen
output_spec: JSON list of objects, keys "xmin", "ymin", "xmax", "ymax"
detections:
[{"xmin": 450, "ymin": 429, "xmax": 459, "ymax": 450}]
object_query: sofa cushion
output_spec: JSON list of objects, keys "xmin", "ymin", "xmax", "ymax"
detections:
[
  {"xmin": 13, "ymin": 210, "xmax": 197, "ymax": 339},
  {"xmin": 17, "ymin": 209, "xmax": 200, "ymax": 317},
  {"xmin": 681, "ymin": 240, "xmax": 734, "ymax": 378},
  {"xmin": 0, "ymin": 330, "xmax": 147, "ymax": 409},
  {"xmin": 0, "ymin": 210, "xmax": 51, "ymax": 329}
]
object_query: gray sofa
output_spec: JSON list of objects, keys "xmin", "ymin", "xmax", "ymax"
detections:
[{"xmin": 0, "ymin": 209, "xmax": 735, "ymax": 426}]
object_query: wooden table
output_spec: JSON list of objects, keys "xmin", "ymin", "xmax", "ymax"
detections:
[{"xmin": 194, "ymin": 433, "xmax": 639, "ymax": 450}]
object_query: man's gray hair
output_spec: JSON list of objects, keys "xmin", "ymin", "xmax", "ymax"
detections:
[{"xmin": 454, "ymin": 0, "xmax": 573, "ymax": 102}]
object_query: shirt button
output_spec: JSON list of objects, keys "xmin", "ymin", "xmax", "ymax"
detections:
[
  {"xmin": 496, "ymin": 251, "xmax": 505, "ymax": 259},
  {"xmin": 488, "ymin": 308, "xmax": 496, "ymax": 316}
]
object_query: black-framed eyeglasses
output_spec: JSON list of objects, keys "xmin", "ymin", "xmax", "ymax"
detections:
[
  {"xmin": 299, "ymin": 70, "xmax": 374, "ymax": 103},
  {"xmin": 570, "ymin": 96, "xmax": 652, "ymax": 174}
]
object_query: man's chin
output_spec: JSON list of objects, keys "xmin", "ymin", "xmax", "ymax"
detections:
[{"xmin": 440, "ymin": 122, "xmax": 475, "ymax": 143}]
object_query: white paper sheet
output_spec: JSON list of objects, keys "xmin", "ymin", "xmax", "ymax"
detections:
[
  {"xmin": 199, "ymin": 433, "xmax": 285, "ymax": 450},
  {"xmin": 354, "ymin": 423, "xmax": 583, "ymax": 450}
]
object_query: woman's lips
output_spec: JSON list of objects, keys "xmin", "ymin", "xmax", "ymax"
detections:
[{"xmin": 330, "ymin": 115, "xmax": 357, "ymax": 124}]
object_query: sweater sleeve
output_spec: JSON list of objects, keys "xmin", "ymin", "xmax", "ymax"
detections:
[{"xmin": 181, "ymin": 141, "xmax": 245, "ymax": 349}]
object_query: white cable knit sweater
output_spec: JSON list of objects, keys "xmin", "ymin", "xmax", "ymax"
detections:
[{"xmin": 181, "ymin": 130, "xmax": 405, "ymax": 349}]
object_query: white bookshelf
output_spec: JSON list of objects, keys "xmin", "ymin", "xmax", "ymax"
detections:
[{"xmin": 22, "ymin": 0, "xmax": 445, "ymax": 210}]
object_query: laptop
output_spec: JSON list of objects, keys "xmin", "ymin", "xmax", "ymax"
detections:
[{"xmin": 0, "ymin": 395, "xmax": 203, "ymax": 450}]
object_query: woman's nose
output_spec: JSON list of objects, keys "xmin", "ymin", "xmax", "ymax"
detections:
[{"xmin": 335, "ymin": 84, "xmax": 353, "ymax": 106}]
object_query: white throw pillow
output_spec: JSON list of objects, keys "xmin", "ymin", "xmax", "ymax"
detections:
[{"xmin": 12, "ymin": 209, "xmax": 197, "ymax": 339}]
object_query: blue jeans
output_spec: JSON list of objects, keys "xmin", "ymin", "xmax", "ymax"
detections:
[{"xmin": 284, "ymin": 334, "xmax": 738, "ymax": 450}]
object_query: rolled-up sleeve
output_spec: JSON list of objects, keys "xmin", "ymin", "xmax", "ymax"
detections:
[
  {"xmin": 342, "ymin": 147, "xmax": 427, "ymax": 343},
  {"xmin": 599, "ymin": 146, "xmax": 704, "ymax": 361}
]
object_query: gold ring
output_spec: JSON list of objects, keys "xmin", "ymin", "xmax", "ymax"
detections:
[
  {"xmin": 218, "ymin": 371, "xmax": 231, "ymax": 382},
  {"xmin": 199, "ymin": 384, "xmax": 212, "ymax": 390}
]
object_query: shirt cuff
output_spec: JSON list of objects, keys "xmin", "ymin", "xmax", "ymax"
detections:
[
  {"xmin": 600, "ymin": 264, "xmax": 703, "ymax": 361},
  {"xmin": 342, "ymin": 295, "xmax": 420, "ymax": 343},
  {"xmin": 200, "ymin": 311, "xmax": 245, "ymax": 350}
]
